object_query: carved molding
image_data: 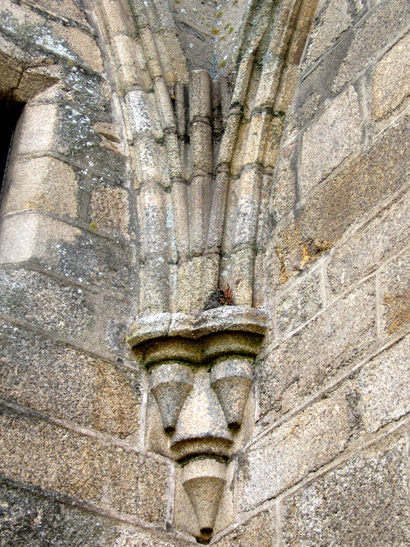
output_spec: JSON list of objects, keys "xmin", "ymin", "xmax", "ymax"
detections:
[
  {"xmin": 105, "ymin": 0, "xmax": 320, "ymax": 540},
  {"xmin": 128, "ymin": 306, "xmax": 268, "ymax": 540}
]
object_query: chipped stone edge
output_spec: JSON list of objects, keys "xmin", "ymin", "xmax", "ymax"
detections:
[{"xmin": 126, "ymin": 307, "xmax": 269, "ymax": 347}]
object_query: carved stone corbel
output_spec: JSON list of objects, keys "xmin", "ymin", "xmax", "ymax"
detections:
[{"xmin": 128, "ymin": 307, "xmax": 267, "ymax": 541}]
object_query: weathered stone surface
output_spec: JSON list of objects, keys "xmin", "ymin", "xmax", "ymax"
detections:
[
  {"xmin": 101, "ymin": 295, "xmax": 136, "ymax": 358},
  {"xmin": 380, "ymin": 247, "xmax": 410, "ymax": 337},
  {"xmin": 258, "ymin": 280, "xmax": 376, "ymax": 417},
  {"xmin": 333, "ymin": 0, "xmax": 410, "ymax": 93},
  {"xmin": 110, "ymin": 34, "xmax": 150, "ymax": 93},
  {"xmin": 151, "ymin": 363, "xmax": 194, "ymax": 435},
  {"xmin": 111, "ymin": 528, "xmax": 195, "ymax": 547},
  {"xmin": 155, "ymin": 29, "xmax": 189, "ymax": 84},
  {"xmin": 0, "ymin": 44, "xmax": 22, "ymax": 98},
  {"xmin": 0, "ymin": 2, "xmax": 102, "ymax": 72},
  {"xmin": 238, "ymin": 392, "xmax": 350, "ymax": 512},
  {"xmin": 11, "ymin": 64, "xmax": 60, "ymax": 103},
  {"xmin": 174, "ymin": 453, "xmax": 236, "ymax": 540},
  {"xmin": 0, "ymin": 407, "xmax": 170, "ymax": 522},
  {"xmin": 277, "ymin": 267, "xmax": 323, "ymax": 333},
  {"xmin": 282, "ymin": 432, "xmax": 410, "ymax": 546},
  {"xmin": 95, "ymin": 0, "xmax": 137, "ymax": 38},
  {"xmin": 357, "ymin": 333, "xmax": 410, "ymax": 433},
  {"xmin": 0, "ymin": 213, "xmax": 77, "ymax": 265},
  {"xmin": 0, "ymin": 268, "xmax": 96, "ymax": 342},
  {"xmin": 302, "ymin": 0, "xmax": 354, "ymax": 72},
  {"xmin": 190, "ymin": 121, "xmax": 213, "ymax": 174},
  {"xmin": 284, "ymin": 34, "xmax": 352, "ymax": 138},
  {"xmin": 0, "ymin": 213, "xmax": 132, "ymax": 289},
  {"xmin": 275, "ymin": 112, "xmax": 410, "ymax": 283},
  {"xmin": 56, "ymin": 25, "xmax": 103, "ymax": 72},
  {"xmin": 13, "ymin": 103, "xmax": 58, "ymax": 156},
  {"xmin": 267, "ymin": 143, "xmax": 297, "ymax": 229},
  {"xmin": 133, "ymin": 136, "xmax": 170, "ymax": 188},
  {"xmin": 129, "ymin": 307, "xmax": 268, "ymax": 347},
  {"xmin": 327, "ymin": 187, "xmax": 410, "ymax": 294},
  {"xmin": 231, "ymin": 168, "xmax": 262, "ymax": 248},
  {"xmin": 0, "ymin": 477, "xmax": 118, "ymax": 547},
  {"xmin": 64, "ymin": 66, "xmax": 110, "ymax": 112},
  {"xmin": 2, "ymin": 156, "xmax": 78, "ymax": 219},
  {"xmin": 0, "ymin": 477, "xmax": 193, "ymax": 547},
  {"xmin": 57, "ymin": 104, "xmax": 127, "ymax": 184},
  {"xmin": 227, "ymin": 247, "xmax": 254, "ymax": 306},
  {"xmin": 300, "ymin": 86, "xmax": 362, "ymax": 195},
  {"xmin": 1, "ymin": 0, "xmax": 409, "ymax": 545},
  {"xmin": 215, "ymin": 508, "xmax": 276, "ymax": 547},
  {"xmin": 170, "ymin": 368, "xmax": 233, "ymax": 460},
  {"xmin": 169, "ymin": 0, "xmax": 214, "ymax": 74},
  {"xmin": 13, "ymin": 101, "xmax": 122, "ymax": 187},
  {"xmin": 181, "ymin": 458, "xmax": 226, "ymax": 540},
  {"xmin": 138, "ymin": 258, "xmax": 169, "ymax": 315},
  {"xmin": 0, "ymin": 323, "xmax": 142, "ymax": 439},
  {"xmin": 125, "ymin": 90, "xmax": 158, "ymax": 136},
  {"xmin": 33, "ymin": 0, "xmax": 91, "ymax": 26},
  {"xmin": 285, "ymin": 0, "xmax": 409, "ymax": 138},
  {"xmin": 90, "ymin": 186, "xmax": 130, "ymax": 237},
  {"xmin": 213, "ymin": 0, "xmax": 248, "ymax": 77},
  {"xmin": 371, "ymin": 31, "xmax": 410, "ymax": 119}
]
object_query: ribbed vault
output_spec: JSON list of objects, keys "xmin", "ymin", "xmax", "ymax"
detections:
[{"xmin": 89, "ymin": 0, "xmax": 319, "ymax": 317}]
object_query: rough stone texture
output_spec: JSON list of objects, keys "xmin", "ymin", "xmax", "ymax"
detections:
[
  {"xmin": 285, "ymin": 0, "xmax": 410, "ymax": 139},
  {"xmin": 65, "ymin": 67, "xmax": 110, "ymax": 113},
  {"xmin": 100, "ymin": 294, "xmax": 137, "ymax": 358},
  {"xmin": 168, "ymin": 0, "xmax": 214, "ymax": 74},
  {"xmin": 90, "ymin": 186, "xmax": 130, "ymax": 237},
  {"xmin": 0, "ymin": 477, "xmax": 119, "ymax": 547},
  {"xmin": 267, "ymin": 143, "xmax": 297, "ymax": 229},
  {"xmin": 284, "ymin": 32, "xmax": 352, "ymax": 140},
  {"xmin": 133, "ymin": 136, "xmax": 170, "ymax": 188},
  {"xmin": 111, "ymin": 528, "xmax": 195, "ymax": 547},
  {"xmin": 1, "ymin": 0, "xmax": 409, "ymax": 544},
  {"xmin": 0, "ymin": 1, "xmax": 103, "ymax": 72},
  {"xmin": 0, "ymin": 39, "xmax": 22, "ymax": 98},
  {"xmin": 282, "ymin": 432, "xmax": 410, "ymax": 546},
  {"xmin": 0, "ymin": 323, "xmax": 142, "ymax": 439},
  {"xmin": 276, "ymin": 267, "xmax": 323, "ymax": 333},
  {"xmin": 129, "ymin": 306, "xmax": 268, "ymax": 346},
  {"xmin": 126, "ymin": 90, "xmax": 158, "ymax": 135},
  {"xmin": 371, "ymin": 31, "xmax": 410, "ymax": 119},
  {"xmin": 380, "ymin": 247, "xmax": 410, "ymax": 337},
  {"xmin": 275, "ymin": 112, "xmax": 410, "ymax": 283},
  {"xmin": 0, "ymin": 478, "xmax": 193, "ymax": 547},
  {"xmin": 357, "ymin": 333, "xmax": 410, "ymax": 433},
  {"xmin": 215, "ymin": 509, "xmax": 276, "ymax": 547},
  {"xmin": 0, "ymin": 213, "xmax": 133, "ymax": 290},
  {"xmin": 0, "ymin": 407, "xmax": 170, "ymax": 523},
  {"xmin": 301, "ymin": 0, "xmax": 354, "ymax": 73},
  {"xmin": 33, "ymin": 0, "xmax": 91, "ymax": 27},
  {"xmin": 258, "ymin": 280, "xmax": 376, "ymax": 417},
  {"xmin": 327, "ymin": 187, "xmax": 410, "ymax": 294},
  {"xmin": 13, "ymin": 103, "xmax": 58, "ymax": 156},
  {"xmin": 57, "ymin": 104, "xmax": 127, "ymax": 185},
  {"xmin": 238, "ymin": 391, "xmax": 350, "ymax": 512},
  {"xmin": 175, "ymin": 455, "xmax": 235, "ymax": 544},
  {"xmin": 300, "ymin": 86, "xmax": 362, "ymax": 195},
  {"xmin": 0, "ymin": 267, "xmax": 97, "ymax": 342},
  {"xmin": 2, "ymin": 156, "xmax": 78, "ymax": 219},
  {"xmin": 333, "ymin": 0, "xmax": 410, "ymax": 93}
]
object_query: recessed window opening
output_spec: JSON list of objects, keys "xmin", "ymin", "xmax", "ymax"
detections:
[{"xmin": 0, "ymin": 100, "xmax": 24, "ymax": 204}]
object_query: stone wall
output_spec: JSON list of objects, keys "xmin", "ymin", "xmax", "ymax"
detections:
[
  {"xmin": 235, "ymin": 0, "xmax": 410, "ymax": 543},
  {"xmin": 0, "ymin": 0, "xmax": 409, "ymax": 545}
]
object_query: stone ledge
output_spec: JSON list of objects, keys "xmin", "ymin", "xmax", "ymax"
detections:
[{"xmin": 127, "ymin": 307, "xmax": 269, "ymax": 348}]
